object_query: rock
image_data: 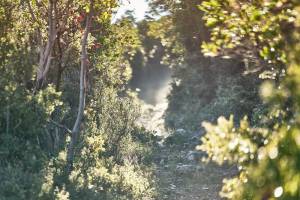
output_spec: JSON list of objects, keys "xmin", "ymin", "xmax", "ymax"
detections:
[
  {"xmin": 191, "ymin": 135, "xmax": 200, "ymax": 142},
  {"xmin": 159, "ymin": 158, "xmax": 165, "ymax": 165},
  {"xmin": 186, "ymin": 151, "xmax": 204, "ymax": 162},
  {"xmin": 186, "ymin": 151, "xmax": 195, "ymax": 161},
  {"xmin": 175, "ymin": 128, "xmax": 186, "ymax": 135},
  {"xmin": 157, "ymin": 140, "xmax": 165, "ymax": 148},
  {"xmin": 170, "ymin": 184, "xmax": 176, "ymax": 190}
]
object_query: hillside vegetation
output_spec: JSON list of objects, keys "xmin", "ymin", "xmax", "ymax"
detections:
[{"xmin": 1, "ymin": 0, "xmax": 300, "ymax": 199}]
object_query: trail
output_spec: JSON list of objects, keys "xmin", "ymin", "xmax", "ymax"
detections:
[
  {"xmin": 152, "ymin": 131, "xmax": 235, "ymax": 200},
  {"xmin": 136, "ymin": 74, "xmax": 236, "ymax": 200}
]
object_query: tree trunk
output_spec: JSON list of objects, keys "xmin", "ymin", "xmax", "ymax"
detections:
[
  {"xmin": 35, "ymin": 0, "xmax": 58, "ymax": 90},
  {"xmin": 66, "ymin": 7, "xmax": 93, "ymax": 173}
]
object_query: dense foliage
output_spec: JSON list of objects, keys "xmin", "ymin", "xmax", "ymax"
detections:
[
  {"xmin": 148, "ymin": 0, "xmax": 261, "ymax": 131},
  {"xmin": 200, "ymin": 0, "xmax": 300, "ymax": 199},
  {"xmin": 0, "ymin": 1, "xmax": 157, "ymax": 199}
]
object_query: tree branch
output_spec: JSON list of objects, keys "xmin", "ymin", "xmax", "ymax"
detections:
[{"xmin": 48, "ymin": 119, "xmax": 72, "ymax": 134}]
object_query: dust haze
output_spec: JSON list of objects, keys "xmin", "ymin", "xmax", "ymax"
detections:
[
  {"xmin": 130, "ymin": 63, "xmax": 172, "ymax": 135},
  {"xmin": 130, "ymin": 64, "xmax": 172, "ymax": 105}
]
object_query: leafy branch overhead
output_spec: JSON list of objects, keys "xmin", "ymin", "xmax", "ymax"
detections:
[
  {"xmin": 200, "ymin": 1, "xmax": 300, "ymax": 199},
  {"xmin": 200, "ymin": 0, "xmax": 298, "ymax": 78}
]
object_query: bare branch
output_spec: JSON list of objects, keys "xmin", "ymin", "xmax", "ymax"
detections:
[{"xmin": 48, "ymin": 119, "xmax": 72, "ymax": 134}]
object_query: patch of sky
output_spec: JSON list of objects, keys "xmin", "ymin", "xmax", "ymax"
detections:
[{"xmin": 112, "ymin": 0, "xmax": 150, "ymax": 22}]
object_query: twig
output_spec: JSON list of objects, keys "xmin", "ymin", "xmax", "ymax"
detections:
[
  {"xmin": 49, "ymin": 119, "xmax": 72, "ymax": 133},
  {"xmin": 13, "ymin": 119, "xmax": 22, "ymax": 130}
]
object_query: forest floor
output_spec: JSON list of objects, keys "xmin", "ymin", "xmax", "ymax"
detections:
[{"xmin": 139, "ymin": 102, "xmax": 236, "ymax": 200}]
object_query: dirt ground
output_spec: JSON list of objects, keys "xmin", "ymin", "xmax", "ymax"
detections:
[
  {"xmin": 139, "ymin": 102, "xmax": 236, "ymax": 200},
  {"xmin": 154, "ymin": 145, "xmax": 236, "ymax": 200}
]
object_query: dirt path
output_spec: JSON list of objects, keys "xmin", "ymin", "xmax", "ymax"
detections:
[
  {"xmin": 154, "ymin": 145, "xmax": 236, "ymax": 200},
  {"xmin": 139, "ymin": 102, "xmax": 236, "ymax": 200}
]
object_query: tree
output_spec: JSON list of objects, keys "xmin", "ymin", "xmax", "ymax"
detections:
[
  {"xmin": 25, "ymin": 0, "xmax": 119, "ymax": 173},
  {"xmin": 0, "ymin": 1, "xmax": 157, "ymax": 199}
]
